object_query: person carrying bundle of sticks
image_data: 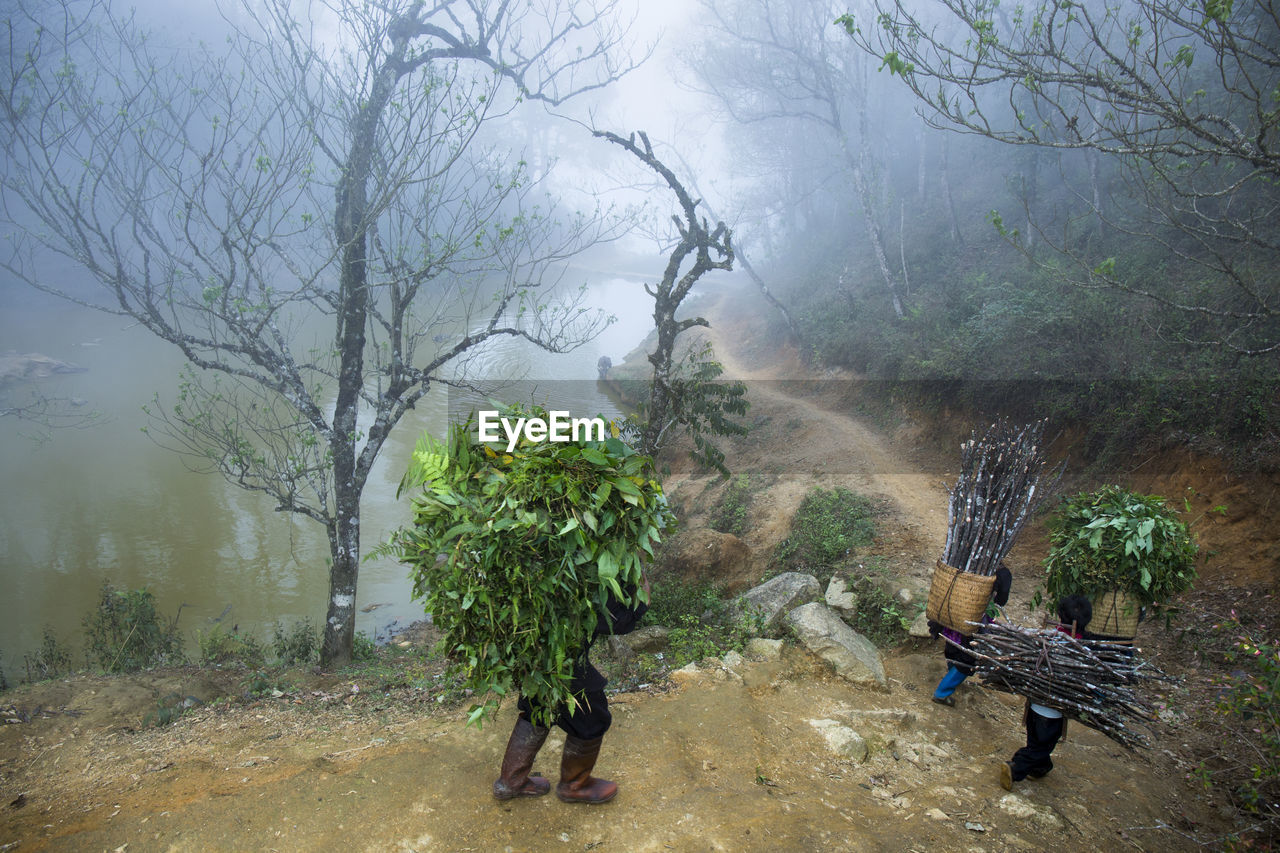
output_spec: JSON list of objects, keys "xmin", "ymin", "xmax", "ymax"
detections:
[
  {"xmin": 999, "ymin": 593, "xmax": 1093, "ymax": 789},
  {"xmin": 929, "ymin": 563, "xmax": 1013, "ymax": 707},
  {"xmin": 927, "ymin": 420, "xmax": 1059, "ymax": 709}
]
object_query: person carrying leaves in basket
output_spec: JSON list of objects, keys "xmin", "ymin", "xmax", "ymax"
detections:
[
  {"xmin": 1000, "ymin": 593, "xmax": 1093, "ymax": 790},
  {"xmin": 386, "ymin": 409, "xmax": 673, "ymax": 808},
  {"xmin": 929, "ymin": 564, "xmax": 1013, "ymax": 707}
]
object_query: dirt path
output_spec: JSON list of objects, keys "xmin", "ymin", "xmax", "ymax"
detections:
[{"xmin": 0, "ymin": 287, "xmax": 1245, "ymax": 852}]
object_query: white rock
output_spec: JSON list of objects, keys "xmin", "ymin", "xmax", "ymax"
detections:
[
  {"xmin": 909, "ymin": 611, "xmax": 933, "ymax": 639},
  {"xmin": 807, "ymin": 718, "xmax": 869, "ymax": 762},
  {"xmin": 825, "ymin": 576, "xmax": 856, "ymax": 612},
  {"xmin": 998, "ymin": 794, "xmax": 1063, "ymax": 829}
]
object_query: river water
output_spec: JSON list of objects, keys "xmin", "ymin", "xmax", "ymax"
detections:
[{"xmin": 0, "ymin": 272, "xmax": 661, "ymax": 677}]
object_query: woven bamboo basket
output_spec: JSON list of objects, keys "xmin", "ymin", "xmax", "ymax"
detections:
[
  {"xmin": 926, "ymin": 559, "xmax": 997, "ymax": 634},
  {"xmin": 1091, "ymin": 589, "xmax": 1140, "ymax": 639}
]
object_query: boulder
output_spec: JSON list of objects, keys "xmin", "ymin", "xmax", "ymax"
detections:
[
  {"xmin": 784, "ymin": 602, "xmax": 887, "ymax": 688},
  {"xmin": 621, "ymin": 625, "xmax": 670, "ymax": 653},
  {"xmin": 734, "ymin": 572, "xmax": 821, "ymax": 635},
  {"xmin": 743, "ymin": 638, "xmax": 783, "ymax": 661},
  {"xmin": 660, "ymin": 528, "xmax": 754, "ymax": 594}
]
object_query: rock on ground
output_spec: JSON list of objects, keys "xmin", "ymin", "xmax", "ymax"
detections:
[
  {"xmin": 784, "ymin": 602, "xmax": 887, "ymax": 688},
  {"xmin": 734, "ymin": 572, "xmax": 821, "ymax": 635}
]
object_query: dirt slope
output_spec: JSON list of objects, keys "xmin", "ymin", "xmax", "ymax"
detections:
[{"xmin": 0, "ymin": 286, "xmax": 1256, "ymax": 852}]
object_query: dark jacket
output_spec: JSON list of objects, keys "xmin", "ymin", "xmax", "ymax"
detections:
[{"xmin": 594, "ymin": 584, "xmax": 648, "ymax": 638}]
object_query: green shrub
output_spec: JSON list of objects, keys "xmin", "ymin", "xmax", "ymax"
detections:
[
  {"xmin": 197, "ymin": 624, "xmax": 265, "ymax": 669},
  {"xmin": 776, "ymin": 487, "xmax": 878, "ymax": 572},
  {"xmin": 1039, "ymin": 486, "xmax": 1197, "ymax": 610},
  {"xmin": 352, "ymin": 631, "xmax": 377, "ymax": 662},
  {"xmin": 841, "ymin": 576, "xmax": 912, "ymax": 648},
  {"xmin": 664, "ymin": 610, "xmax": 760, "ymax": 668},
  {"xmin": 23, "ymin": 626, "xmax": 73, "ymax": 682},
  {"xmin": 83, "ymin": 582, "xmax": 183, "ymax": 673},
  {"xmin": 1217, "ymin": 631, "xmax": 1280, "ymax": 816},
  {"xmin": 272, "ymin": 619, "xmax": 318, "ymax": 665},
  {"xmin": 666, "ymin": 615, "xmax": 722, "ymax": 667},
  {"xmin": 709, "ymin": 474, "xmax": 752, "ymax": 536},
  {"xmin": 644, "ymin": 576, "xmax": 727, "ymax": 628}
]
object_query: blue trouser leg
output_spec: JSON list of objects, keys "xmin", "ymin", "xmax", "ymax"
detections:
[{"xmin": 933, "ymin": 665, "xmax": 968, "ymax": 699}]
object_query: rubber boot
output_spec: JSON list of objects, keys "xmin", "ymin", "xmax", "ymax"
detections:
[
  {"xmin": 493, "ymin": 717, "xmax": 551, "ymax": 800},
  {"xmin": 555, "ymin": 735, "xmax": 617, "ymax": 804}
]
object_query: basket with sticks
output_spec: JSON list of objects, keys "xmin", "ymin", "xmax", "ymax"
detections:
[
  {"xmin": 926, "ymin": 560, "xmax": 996, "ymax": 633},
  {"xmin": 928, "ymin": 419, "xmax": 1061, "ymax": 633}
]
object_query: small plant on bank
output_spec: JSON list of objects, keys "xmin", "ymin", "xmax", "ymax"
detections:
[
  {"xmin": 352, "ymin": 631, "xmax": 377, "ymax": 662},
  {"xmin": 143, "ymin": 692, "xmax": 202, "ymax": 728},
  {"xmin": 23, "ymin": 627, "xmax": 73, "ymax": 682},
  {"xmin": 197, "ymin": 624, "xmax": 266, "ymax": 669},
  {"xmin": 1214, "ymin": 624, "xmax": 1280, "ymax": 821},
  {"xmin": 240, "ymin": 669, "xmax": 292, "ymax": 698},
  {"xmin": 709, "ymin": 474, "xmax": 753, "ymax": 536},
  {"xmin": 272, "ymin": 619, "xmax": 319, "ymax": 665},
  {"xmin": 775, "ymin": 487, "xmax": 878, "ymax": 573},
  {"xmin": 840, "ymin": 575, "xmax": 913, "ymax": 648},
  {"xmin": 83, "ymin": 582, "xmax": 183, "ymax": 673},
  {"xmin": 1039, "ymin": 486, "xmax": 1198, "ymax": 615},
  {"xmin": 643, "ymin": 576, "xmax": 726, "ymax": 628}
]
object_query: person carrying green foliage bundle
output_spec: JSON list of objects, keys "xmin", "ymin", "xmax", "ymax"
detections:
[{"xmin": 384, "ymin": 404, "xmax": 673, "ymax": 805}]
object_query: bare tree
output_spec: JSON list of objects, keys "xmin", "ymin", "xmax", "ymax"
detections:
[
  {"xmin": 594, "ymin": 130, "xmax": 748, "ymax": 473},
  {"xmin": 1, "ymin": 0, "xmax": 640, "ymax": 664},
  {"xmin": 657, "ymin": 144, "xmax": 803, "ymax": 346},
  {"xmin": 689, "ymin": 0, "xmax": 907, "ymax": 317},
  {"xmin": 842, "ymin": 0, "xmax": 1280, "ymax": 352}
]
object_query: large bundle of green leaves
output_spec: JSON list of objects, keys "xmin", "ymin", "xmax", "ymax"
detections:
[
  {"xmin": 1041, "ymin": 486, "xmax": 1198, "ymax": 608},
  {"xmin": 386, "ymin": 404, "xmax": 673, "ymax": 726}
]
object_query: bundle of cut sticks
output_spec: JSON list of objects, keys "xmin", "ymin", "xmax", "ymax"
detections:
[
  {"xmin": 941, "ymin": 419, "xmax": 1061, "ymax": 576},
  {"xmin": 959, "ymin": 621, "xmax": 1174, "ymax": 749}
]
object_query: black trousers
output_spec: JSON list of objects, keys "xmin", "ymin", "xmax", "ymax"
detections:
[
  {"xmin": 516, "ymin": 658, "xmax": 612, "ymax": 741},
  {"xmin": 1009, "ymin": 706, "xmax": 1064, "ymax": 781}
]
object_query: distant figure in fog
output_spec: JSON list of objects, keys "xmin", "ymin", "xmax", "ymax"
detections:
[{"xmin": 596, "ymin": 356, "xmax": 612, "ymax": 379}]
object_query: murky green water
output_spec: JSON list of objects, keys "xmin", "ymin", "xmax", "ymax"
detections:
[{"xmin": 0, "ymin": 274, "xmax": 658, "ymax": 676}]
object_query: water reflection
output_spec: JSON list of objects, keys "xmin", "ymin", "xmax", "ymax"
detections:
[{"xmin": 0, "ymin": 274, "xmax": 657, "ymax": 675}]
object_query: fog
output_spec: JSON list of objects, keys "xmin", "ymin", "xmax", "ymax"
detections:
[{"xmin": 2, "ymin": 0, "xmax": 1275, "ymax": 674}]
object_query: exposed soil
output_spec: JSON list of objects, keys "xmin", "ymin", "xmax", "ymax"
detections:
[{"xmin": 2, "ymin": 285, "xmax": 1276, "ymax": 852}]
